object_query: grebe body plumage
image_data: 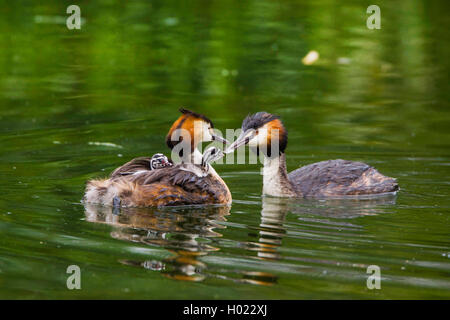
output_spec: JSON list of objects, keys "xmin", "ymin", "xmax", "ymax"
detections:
[
  {"xmin": 226, "ymin": 112, "xmax": 399, "ymax": 198},
  {"xmin": 84, "ymin": 161, "xmax": 231, "ymax": 207},
  {"xmin": 84, "ymin": 109, "xmax": 231, "ymax": 207}
]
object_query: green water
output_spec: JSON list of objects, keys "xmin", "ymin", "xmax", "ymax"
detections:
[{"xmin": 0, "ymin": 0, "xmax": 449, "ymax": 299}]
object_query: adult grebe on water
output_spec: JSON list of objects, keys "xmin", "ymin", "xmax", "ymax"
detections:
[
  {"xmin": 84, "ymin": 109, "xmax": 231, "ymax": 207},
  {"xmin": 226, "ymin": 112, "xmax": 399, "ymax": 198}
]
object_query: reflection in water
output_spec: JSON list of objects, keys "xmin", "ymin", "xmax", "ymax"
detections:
[
  {"xmin": 244, "ymin": 195, "xmax": 396, "ymax": 261},
  {"xmin": 242, "ymin": 195, "xmax": 399, "ymax": 283},
  {"xmin": 84, "ymin": 201, "xmax": 287, "ymax": 286},
  {"xmin": 247, "ymin": 197, "xmax": 288, "ymax": 262},
  {"xmin": 238, "ymin": 198, "xmax": 290, "ymax": 285},
  {"xmin": 85, "ymin": 204, "xmax": 229, "ymax": 282},
  {"xmin": 84, "ymin": 194, "xmax": 397, "ymax": 286}
]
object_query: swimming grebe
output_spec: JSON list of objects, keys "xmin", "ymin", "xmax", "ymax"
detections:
[
  {"xmin": 84, "ymin": 109, "xmax": 231, "ymax": 207},
  {"xmin": 226, "ymin": 112, "xmax": 399, "ymax": 198}
]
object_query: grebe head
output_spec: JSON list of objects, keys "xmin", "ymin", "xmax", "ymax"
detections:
[
  {"xmin": 150, "ymin": 153, "xmax": 172, "ymax": 170},
  {"xmin": 166, "ymin": 108, "xmax": 228, "ymax": 154},
  {"xmin": 225, "ymin": 112, "xmax": 287, "ymax": 157},
  {"xmin": 201, "ymin": 146, "xmax": 224, "ymax": 168}
]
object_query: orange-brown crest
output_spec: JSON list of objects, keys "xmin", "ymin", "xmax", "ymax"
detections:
[
  {"xmin": 265, "ymin": 119, "xmax": 288, "ymax": 155},
  {"xmin": 166, "ymin": 108, "xmax": 213, "ymax": 152}
]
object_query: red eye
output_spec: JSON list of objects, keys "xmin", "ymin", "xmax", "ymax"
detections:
[{"xmin": 256, "ymin": 130, "xmax": 259, "ymax": 134}]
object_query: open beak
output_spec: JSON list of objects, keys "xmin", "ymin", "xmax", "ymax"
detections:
[
  {"xmin": 211, "ymin": 134, "xmax": 230, "ymax": 145},
  {"xmin": 224, "ymin": 131, "xmax": 251, "ymax": 154}
]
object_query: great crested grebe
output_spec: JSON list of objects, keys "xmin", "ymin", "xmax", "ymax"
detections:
[
  {"xmin": 84, "ymin": 109, "xmax": 231, "ymax": 207},
  {"xmin": 226, "ymin": 112, "xmax": 399, "ymax": 198}
]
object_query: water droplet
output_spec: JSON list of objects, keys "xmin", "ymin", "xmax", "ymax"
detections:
[
  {"xmin": 164, "ymin": 17, "xmax": 178, "ymax": 26},
  {"xmin": 302, "ymin": 50, "xmax": 319, "ymax": 65},
  {"xmin": 337, "ymin": 57, "xmax": 351, "ymax": 65}
]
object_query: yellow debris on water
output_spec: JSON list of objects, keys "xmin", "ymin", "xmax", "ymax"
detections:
[{"xmin": 302, "ymin": 50, "xmax": 319, "ymax": 65}]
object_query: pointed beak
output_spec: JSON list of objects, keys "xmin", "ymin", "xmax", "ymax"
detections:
[
  {"xmin": 224, "ymin": 131, "xmax": 249, "ymax": 154},
  {"xmin": 211, "ymin": 134, "xmax": 230, "ymax": 145}
]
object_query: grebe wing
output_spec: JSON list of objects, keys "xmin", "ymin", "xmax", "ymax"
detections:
[
  {"xmin": 126, "ymin": 181, "xmax": 219, "ymax": 206},
  {"xmin": 128, "ymin": 164, "xmax": 218, "ymax": 189},
  {"xmin": 110, "ymin": 164, "xmax": 231, "ymax": 206},
  {"xmin": 110, "ymin": 157, "xmax": 152, "ymax": 178},
  {"xmin": 288, "ymin": 159, "xmax": 398, "ymax": 197}
]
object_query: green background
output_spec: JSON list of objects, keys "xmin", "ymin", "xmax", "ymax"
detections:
[{"xmin": 0, "ymin": 0, "xmax": 449, "ymax": 299}]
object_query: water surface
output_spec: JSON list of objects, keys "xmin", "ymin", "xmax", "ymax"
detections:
[{"xmin": 0, "ymin": 0, "xmax": 449, "ymax": 299}]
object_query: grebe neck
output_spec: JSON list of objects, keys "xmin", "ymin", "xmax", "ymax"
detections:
[
  {"xmin": 262, "ymin": 153, "xmax": 298, "ymax": 197},
  {"xmin": 181, "ymin": 148, "xmax": 203, "ymax": 165}
]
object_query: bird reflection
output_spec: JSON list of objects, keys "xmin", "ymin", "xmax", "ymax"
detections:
[
  {"xmin": 234, "ymin": 197, "xmax": 290, "ymax": 286},
  {"xmin": 84, "ymin": 194, "xmax": 395, "ymax": 285},
  {"xmin": 246, "ymin": 197, "xmax": 289, "ymax": 262},
  {"xmin": 84, "ymin": 202, "xmax": 284, "ymax": 286},
  {"xmin": 84, "ymin": 203, "xmax": 229, "ymax": 282},
  {"xmin": 240, "ymin": 194, "xmax": 398, "ymax": 284}
]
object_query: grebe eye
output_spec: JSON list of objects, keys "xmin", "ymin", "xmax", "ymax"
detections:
[{"xmin": 256, "ymin": 129, "xmax": 259, "ymax": 134}]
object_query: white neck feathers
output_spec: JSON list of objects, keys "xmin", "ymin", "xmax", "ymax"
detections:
[
  {"xmin": 181, "ymin": 148, "xmax": 203, "ymax": 165},
  {"xmin": 262, "ymin": 154, "xmax": 297, "ymax": 197}
]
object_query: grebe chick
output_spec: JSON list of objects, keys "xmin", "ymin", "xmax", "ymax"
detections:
[
  {"xmin": 181, "ymin": 146, "xmax": 224, "ymax": 178},
  {"xmin": 226, "ymin": 112, "xmax": 399, "ymax": 198},
  {"xmin": 201, "ymin": 146, "xmax": 223, "ymax": 170},
  {"xmin": 111, "ymin": 153, "xmax": 173, "ymax": 177},
  {"xmin": 150, "ymin": 153, "xmax": 173, "ymax": 170},
  {"xmin": 84, "ymin": 109, "xmax": 231, "ymax": 207}
]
